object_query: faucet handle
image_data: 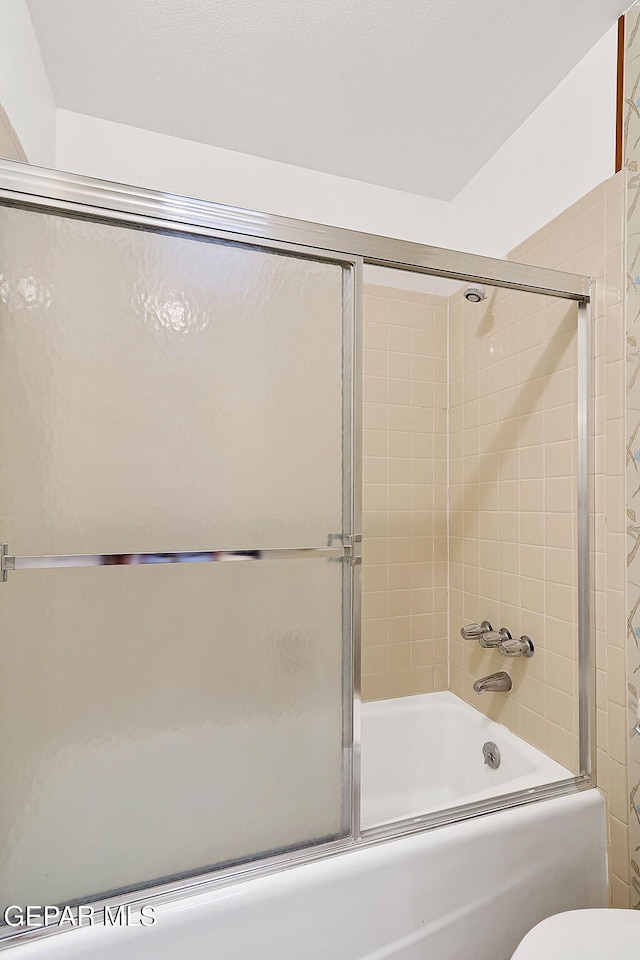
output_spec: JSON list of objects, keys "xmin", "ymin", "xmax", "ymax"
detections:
[
  {"xmin": 499, "ymin": 635, "xmax": 535, "ymax": 658},
  {"xmin": 461, "ymin": 620, "xmax": 493, "ymax": 640},
  {"xmin": 479, "ymin": 630, "xmax": 503, "ymax": 648}
]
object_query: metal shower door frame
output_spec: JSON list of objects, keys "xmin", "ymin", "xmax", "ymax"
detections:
[{"xmin": 0, "ymin": 159, "xmax": 593, "ymax": 949}]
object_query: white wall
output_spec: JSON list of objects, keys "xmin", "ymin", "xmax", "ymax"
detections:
[
  {"xmin": 7, "ymin": 13, "xmax": 616, "ymax": 257},
  {"xmin": 450, "ymin": 24, "xmax": 618, "ymax": 257},
  {"xmin": 54, "ymin": 111, "xmax": 454, "ymax": 248},
  {"xmin": 0, "ymin": 0, "xmax": 55, "ymax": 166}
]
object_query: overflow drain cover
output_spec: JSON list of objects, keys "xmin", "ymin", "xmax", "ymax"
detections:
[{"xmin": 482, "ymin": 741, "xmax": 500, "ymax": 769}]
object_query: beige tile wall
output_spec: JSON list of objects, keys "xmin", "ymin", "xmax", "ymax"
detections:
[
  {"xmin": 360, "ymin": 174, "xmax": 627, "ymax": 903},
  {"xmin": 513, "ymin": 174, "xmax": 627, "ymax": 906},
  {"xmin": 448, "ymin": 282, "xmax": 581, "ymax": 772},
  {"xmin": 0, "ymin": 103, "xmax": 27, "ymax": 162},
  {"xmin": 361, "ymin": 284, "xmax": 448, "ymax": 700},
  {"xmin": 450, "ymin": 173, "xmax": 628, "ymax": 905}
]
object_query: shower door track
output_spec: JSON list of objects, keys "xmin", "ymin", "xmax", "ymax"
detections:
[{"xmin": 0, "ymin": 160, "xmax": 590, "ymax": 300}]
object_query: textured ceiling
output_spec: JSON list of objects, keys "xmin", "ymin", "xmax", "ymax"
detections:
[{"xmin": 27, "ymin": 0, "xmax": 626, "ymax": 199}]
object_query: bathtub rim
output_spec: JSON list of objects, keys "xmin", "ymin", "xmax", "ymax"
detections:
[{"xmin": 0, "ymin": 773, "xmax": 593, "ymax": 952}]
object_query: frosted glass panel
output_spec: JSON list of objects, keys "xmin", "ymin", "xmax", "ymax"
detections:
[
  {"xmin": 0, "ymin": 204, "xmax": 349, "ymax": 906},
  {"xmin": 0, "ymin": 206, "xmax": 344, "ymax": 553},
  {"xmin": 0, "ymin": 560, "xmax": 345, "ymax": 905}
]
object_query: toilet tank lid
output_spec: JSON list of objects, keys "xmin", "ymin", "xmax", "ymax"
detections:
[{"xmin": 511, "ymin": 909, "xmax": 640, "ymax": 960}]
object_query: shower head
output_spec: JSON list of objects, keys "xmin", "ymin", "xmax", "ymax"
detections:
[{"xmin": 463, "ymin": 283, "xmax": 487, "ymax": 303}]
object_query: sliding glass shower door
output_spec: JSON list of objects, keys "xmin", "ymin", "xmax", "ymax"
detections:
[{"xmin": 0, "ymin": 204, "xmax": 355, "ymax": 906}]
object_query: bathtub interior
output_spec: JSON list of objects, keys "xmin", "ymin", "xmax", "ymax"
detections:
[{"xmin": 360, "ymin": 691, "xmax": 572, "ymax": 829}]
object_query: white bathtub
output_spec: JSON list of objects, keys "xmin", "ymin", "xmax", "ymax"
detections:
[
  {"xmin": 3, "ymin": 695, "xmax": 607, "ymax": 960},
  {"xmin": 361, "ymin": 691, "xmax": 572, "ymax": 828}
]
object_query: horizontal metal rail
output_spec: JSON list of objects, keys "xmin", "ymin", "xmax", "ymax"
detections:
[
  {"xmin": 0, "ymin": 541, "xmax": 360, "ymax": 580},
  {"xmin": 0, "ymin": 158, "xmax": 591, "ymax": 301}
]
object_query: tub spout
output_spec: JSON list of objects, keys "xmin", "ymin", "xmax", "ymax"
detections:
[{"xmin": 473, "ymin": 671, "xmax": 512, "ymax": 694}]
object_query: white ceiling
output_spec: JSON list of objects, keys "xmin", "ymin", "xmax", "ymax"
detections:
[{"xmin": 27, "ymin": 0, "xmax": 626, "ymax": 200}]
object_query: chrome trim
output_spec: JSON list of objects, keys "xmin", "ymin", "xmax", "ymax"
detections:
[
  {"xmin": 351, "ymin": 256, "xmax": 364, "ymax": 842},
  {"xmin": 0, "ymin": 159, "xmax": 590, "ymax": 300},
  {"xmin": 577, "ymin": 295, "xmax": 594, "ymax": 779},
  {"xmin": 0, "ymin": 774, "xmax": 589, "ymax": 950},
  {"xmin": 359, "ymin": 775, "xmax": 592, "ymax": 843},
  {"xmin": 0, "ymin": 544, "xmax": 345, "ymax": 574},
  {"xmin": 340, "ymin": 261, "xmax": 357, "ymax": 839}
]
